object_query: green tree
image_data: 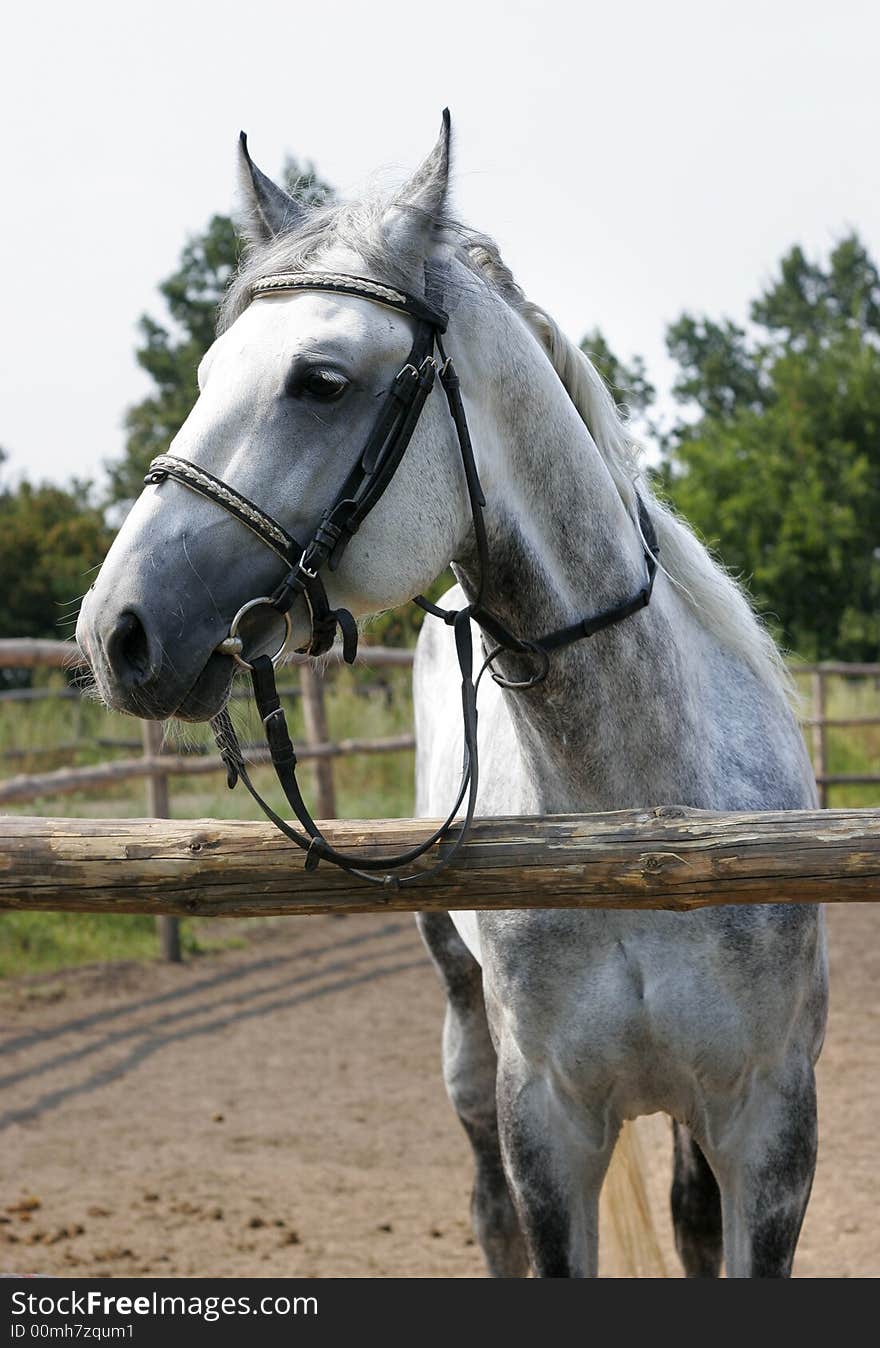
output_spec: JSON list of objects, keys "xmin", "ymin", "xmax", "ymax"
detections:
[
  {"xmin": 664, "ymin": 314, "xmax": 766, "ymax": 422},
  {"xmin": 751, "ymin": 236, "xmax": 880, "ymax": 348},
  {"xmin": 0, "ymin": 450, "xmax": 112, "ymax": 679},
  {"xmin": 658, "ymin": 234, "xmax": 880, "ymax": 660},
  {"xmin": 108, "ymin": 158, "xmax": 335, "ymax": 506}
]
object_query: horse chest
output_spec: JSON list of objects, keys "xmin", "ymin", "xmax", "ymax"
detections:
[{"xmin": 473, "ymin": 907, "xmax": 824, "ymax": 1121}]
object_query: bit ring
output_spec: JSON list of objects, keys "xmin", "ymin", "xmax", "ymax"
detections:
[{"xmin": 219, "ymin": 598, "xmax": 292, "ymax": 672}]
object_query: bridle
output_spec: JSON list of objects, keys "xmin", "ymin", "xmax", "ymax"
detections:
[{"xmin": 144, "ymin": 268, "xmax": 660, "ymax": 888}]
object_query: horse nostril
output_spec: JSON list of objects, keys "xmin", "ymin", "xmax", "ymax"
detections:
[{"xmin": 105, "ymin": 611, "xmax": 153, "ymax": 687}]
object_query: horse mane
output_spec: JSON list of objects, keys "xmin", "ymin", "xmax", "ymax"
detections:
[
  {"xmin": 220, "ymin": 194, "xmax": 795, "ymax": 703},
  {"xmin": 455, "ymin": 234, "xmax": 795, "ymax": 703}
]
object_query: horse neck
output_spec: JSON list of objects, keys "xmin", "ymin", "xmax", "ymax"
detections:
[{"xmin": 449, "ymin": 294, "xmax": 699, "ymax": 810}]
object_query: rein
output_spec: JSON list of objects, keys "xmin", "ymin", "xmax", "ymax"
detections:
[{"xmin": 145, "ymin": 269, "xmax": 659, "ymax": 888}]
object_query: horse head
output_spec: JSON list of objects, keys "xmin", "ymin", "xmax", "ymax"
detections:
[{"xmin": 77, "ymin": 114, "xmax": 473, "ymax": 720}]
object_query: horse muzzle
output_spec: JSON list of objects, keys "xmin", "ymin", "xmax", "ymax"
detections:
[{"xmin": 76, "ymin": 595, "xmax": 237, "ymax": 721}]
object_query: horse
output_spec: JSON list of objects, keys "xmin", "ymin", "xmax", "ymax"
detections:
[{"xmin": 77, "ymin": 114, "xmax": 828, "ymax": 1278}]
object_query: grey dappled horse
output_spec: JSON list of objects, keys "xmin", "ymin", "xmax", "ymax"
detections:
[{"xmin": 78, "ymin": 117, "xmax": 827, "ymax": 1277}]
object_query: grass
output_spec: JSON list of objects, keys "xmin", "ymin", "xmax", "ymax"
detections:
[
  {"xmin": 0, "ymin": 911, "xmax": 185, "ymax": 979},
  {"xmin": 0, "ymin": 665, "xmax": 417, "ymax": 977},
  {"xmin": 1, "ymin": 664, "xmax": 878, "ymax": 978}
]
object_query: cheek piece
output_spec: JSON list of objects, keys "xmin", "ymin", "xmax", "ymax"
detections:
[{"xmin": 144, "ymin": 267, "xmax": 659, "ymax": 889}]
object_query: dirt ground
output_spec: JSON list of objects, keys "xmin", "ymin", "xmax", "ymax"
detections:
[{"xmin": 1, "ymin": 902, "xmax": 876, "ymax": 1278}]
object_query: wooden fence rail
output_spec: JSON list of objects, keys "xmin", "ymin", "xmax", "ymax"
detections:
[
  {"xmin": 2, "ymin": 734, "xmax": 307, "ymax": 762},
  {"xmin": 2, "ymin": 657, "xmax": 878, "ymax": 814},
  {"xmin": 0, "ymin": 639, "xmax": 416, "ymax": 811},
  {"xmin": 0, "ymin": 683, "xmax": 307, "ymax": 705},
  {"xmin": 792, "ymin": 663, "xmax": 880, "ymax": 677},
  {"xmin": 1, "ymin": 807, "xmax": 878, "ymax": 917},
  {"xmin": 0, "ymin": 639, "xmax": 416, "ymax": 670},
  {"xmin": 0, "ymin": 734, "xmax": 416, "ymax": 804}
]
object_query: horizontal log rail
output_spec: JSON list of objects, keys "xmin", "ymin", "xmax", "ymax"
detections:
[
  {"xmin": 0, "ymin": 735, "xmax": 416, "ymax": 804},
  {"xmin": 2, "ymin": 644, "xmax": 875, "ymax": 677},
  {"xmin": 0, "ymin": 683, "xmax": 306, "ymax": 704},
  {"xmin": 0, "ymin": 639, "xmax": 84, "ymax": 670},
  {"xmin": 2, "ymin": 731, "xmax": 320, "ymax": 762},
  {"xmin": 1, "ymin": 737, "xmax": 234, "ymax": 761},
  {"xmin": 1, "ymin": 645, "xmax": 877, "ymax": 678},
  {"xmin": 801, "ymin": 716, "xmax": 880, "ymax": 728},
  {"xmin": 1, "ymin": 807, "xmax": 878, "ymax": 918},
  {"xmin": 0, "ymin": 687, "xmax": 84, "ymax": 702},
  {"xmin": 792, "ymin": 662, "xmax": 880, "ymax": 677},
  {"xmin": 0, "ymin": 639, "xmax": 415, "ymax": 670},
  {"xmin": 815, "ymin": 774, "xmax": 880, "ymax": 786}
]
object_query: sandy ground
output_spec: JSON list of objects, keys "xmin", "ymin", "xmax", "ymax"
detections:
[{"xmin": 0, "ymin": 902, "xmax": 876, "ymax": 1278}]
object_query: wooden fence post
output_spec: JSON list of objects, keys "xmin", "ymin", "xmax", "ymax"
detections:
[
  {"xmin": 298, "ymin": 664, "xmax": 337, "ymax": 819},
  {"xmin": 140, "ymin": 719, "xmax": 181, "ymax": 962},
  {"xmin": 811, "ymin": 669, "xmax": 828, "ymax": 809}
]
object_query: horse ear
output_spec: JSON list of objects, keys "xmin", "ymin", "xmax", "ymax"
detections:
[
  {"xmin": 397, "ymin": 108, "xmax": 452, "ymax": 216},
  {"xmin": 237, "ymin": 132, "xmax": 305, "ymax": 242},
  {"xmin": 383, "ymin": 110, "xmax": 452, "ymax": 260}
]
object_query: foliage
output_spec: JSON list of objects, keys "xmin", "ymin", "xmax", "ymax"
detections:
[
  {"xmin": 0, "ymin": 450, "xmax": 112, "ymax": 679},
  {"xmin": 657, "ymin": 235, "xmax": 880, "ymax": 660},
  {"xmin": 107, "ymin": 160, "xmax": 880, "ymax": 663},
  {"xmin": 107, "ymin": 158, "xmax": 335, "ymax": 506}
]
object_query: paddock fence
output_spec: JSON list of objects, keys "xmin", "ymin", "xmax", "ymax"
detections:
[
  {"xmin": 0, "ymin": 638, "xmax": 416, "ymax": 962},
  {"xmin": 2, "ymin": 644, "xmax": 878, "ymax": 810},
  {"xmin": 794, "ymin": 663, "xmax": 880, "ymax": 806},
  {"xmin": 0, "ymin": 638, "xmax": 416, "ymax": 810},
  {"xmin": 1, "ymin": 643, "xmax": 878, "ymax": 941}
]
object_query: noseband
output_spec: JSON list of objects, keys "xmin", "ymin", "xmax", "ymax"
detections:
[{"xmin": 145, "ymin": 269, "xmax": 659, "ymax": 888}]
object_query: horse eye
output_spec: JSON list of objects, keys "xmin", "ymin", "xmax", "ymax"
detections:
[{"xmin": 296, "ymin": 369, "xmax": 349, "ymax": 402}]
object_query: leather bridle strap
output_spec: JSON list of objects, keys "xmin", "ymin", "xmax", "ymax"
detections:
[
  {"xmin": 146, "ymin": 273, "xmax": 449, "ymax": 664},
  {"xmin": 145, "ymin": 454, "xmax": 303, "ymax": 567},
  {"xmin": 484, "ymin": 497, "xmax": 658, "ymax": 655},
  {"xmin": 143, "ymin": 453, "xmax": 354, "ymax": 661},
  {"xmin": 212, "ymin": 603, "xmax": 482, "ymax": 889},
  {"xmin": 297, "ymin": 323, "xmax": 440, "ymax": 581},
  {"xmin": 250, "ymin": 270, "xmax": 446, "ymax": 327},
  {"xmin": 146, "ymin": 267, "xmax": 661, "ymax": 888}
]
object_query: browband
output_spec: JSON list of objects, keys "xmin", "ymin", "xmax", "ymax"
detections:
[{"xmin": 249, "ymin": 271, "xmax": 448, "ymax": 331}]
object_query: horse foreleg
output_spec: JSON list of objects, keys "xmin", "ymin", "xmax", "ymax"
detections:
[
  {"xmin": 416, "ymin": 913, "xmax": 529, "ymax": 1277},
  {"xmin": 494, "ymin": 1047, "xmax": 616, "ymax": 1278},
  {"xmin": 670, "ymin": 1121, "xmax": 723, "ymax": 1277},
  {"xmin": 705, "ymin": 1066, "xmax": 818, "ymax": 1278}
]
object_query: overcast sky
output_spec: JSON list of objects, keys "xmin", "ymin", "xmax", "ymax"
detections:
[{"xmin": 2, "ymin": 0, "xmax": 878, "ymax": 488}]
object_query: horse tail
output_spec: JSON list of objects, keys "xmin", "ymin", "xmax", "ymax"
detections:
[{"xmin": 599, "ymin": 1119, "xmax": 668, "ymax": 1277}]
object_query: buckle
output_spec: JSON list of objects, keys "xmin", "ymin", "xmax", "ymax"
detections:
[{"xmin": 298, "ymin": 550, "xmax": 319, "ymax": 580}]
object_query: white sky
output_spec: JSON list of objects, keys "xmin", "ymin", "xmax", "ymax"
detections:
[{"xmin": 2, "ymin": 0, "xmax": 878, "ymax": 488}]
